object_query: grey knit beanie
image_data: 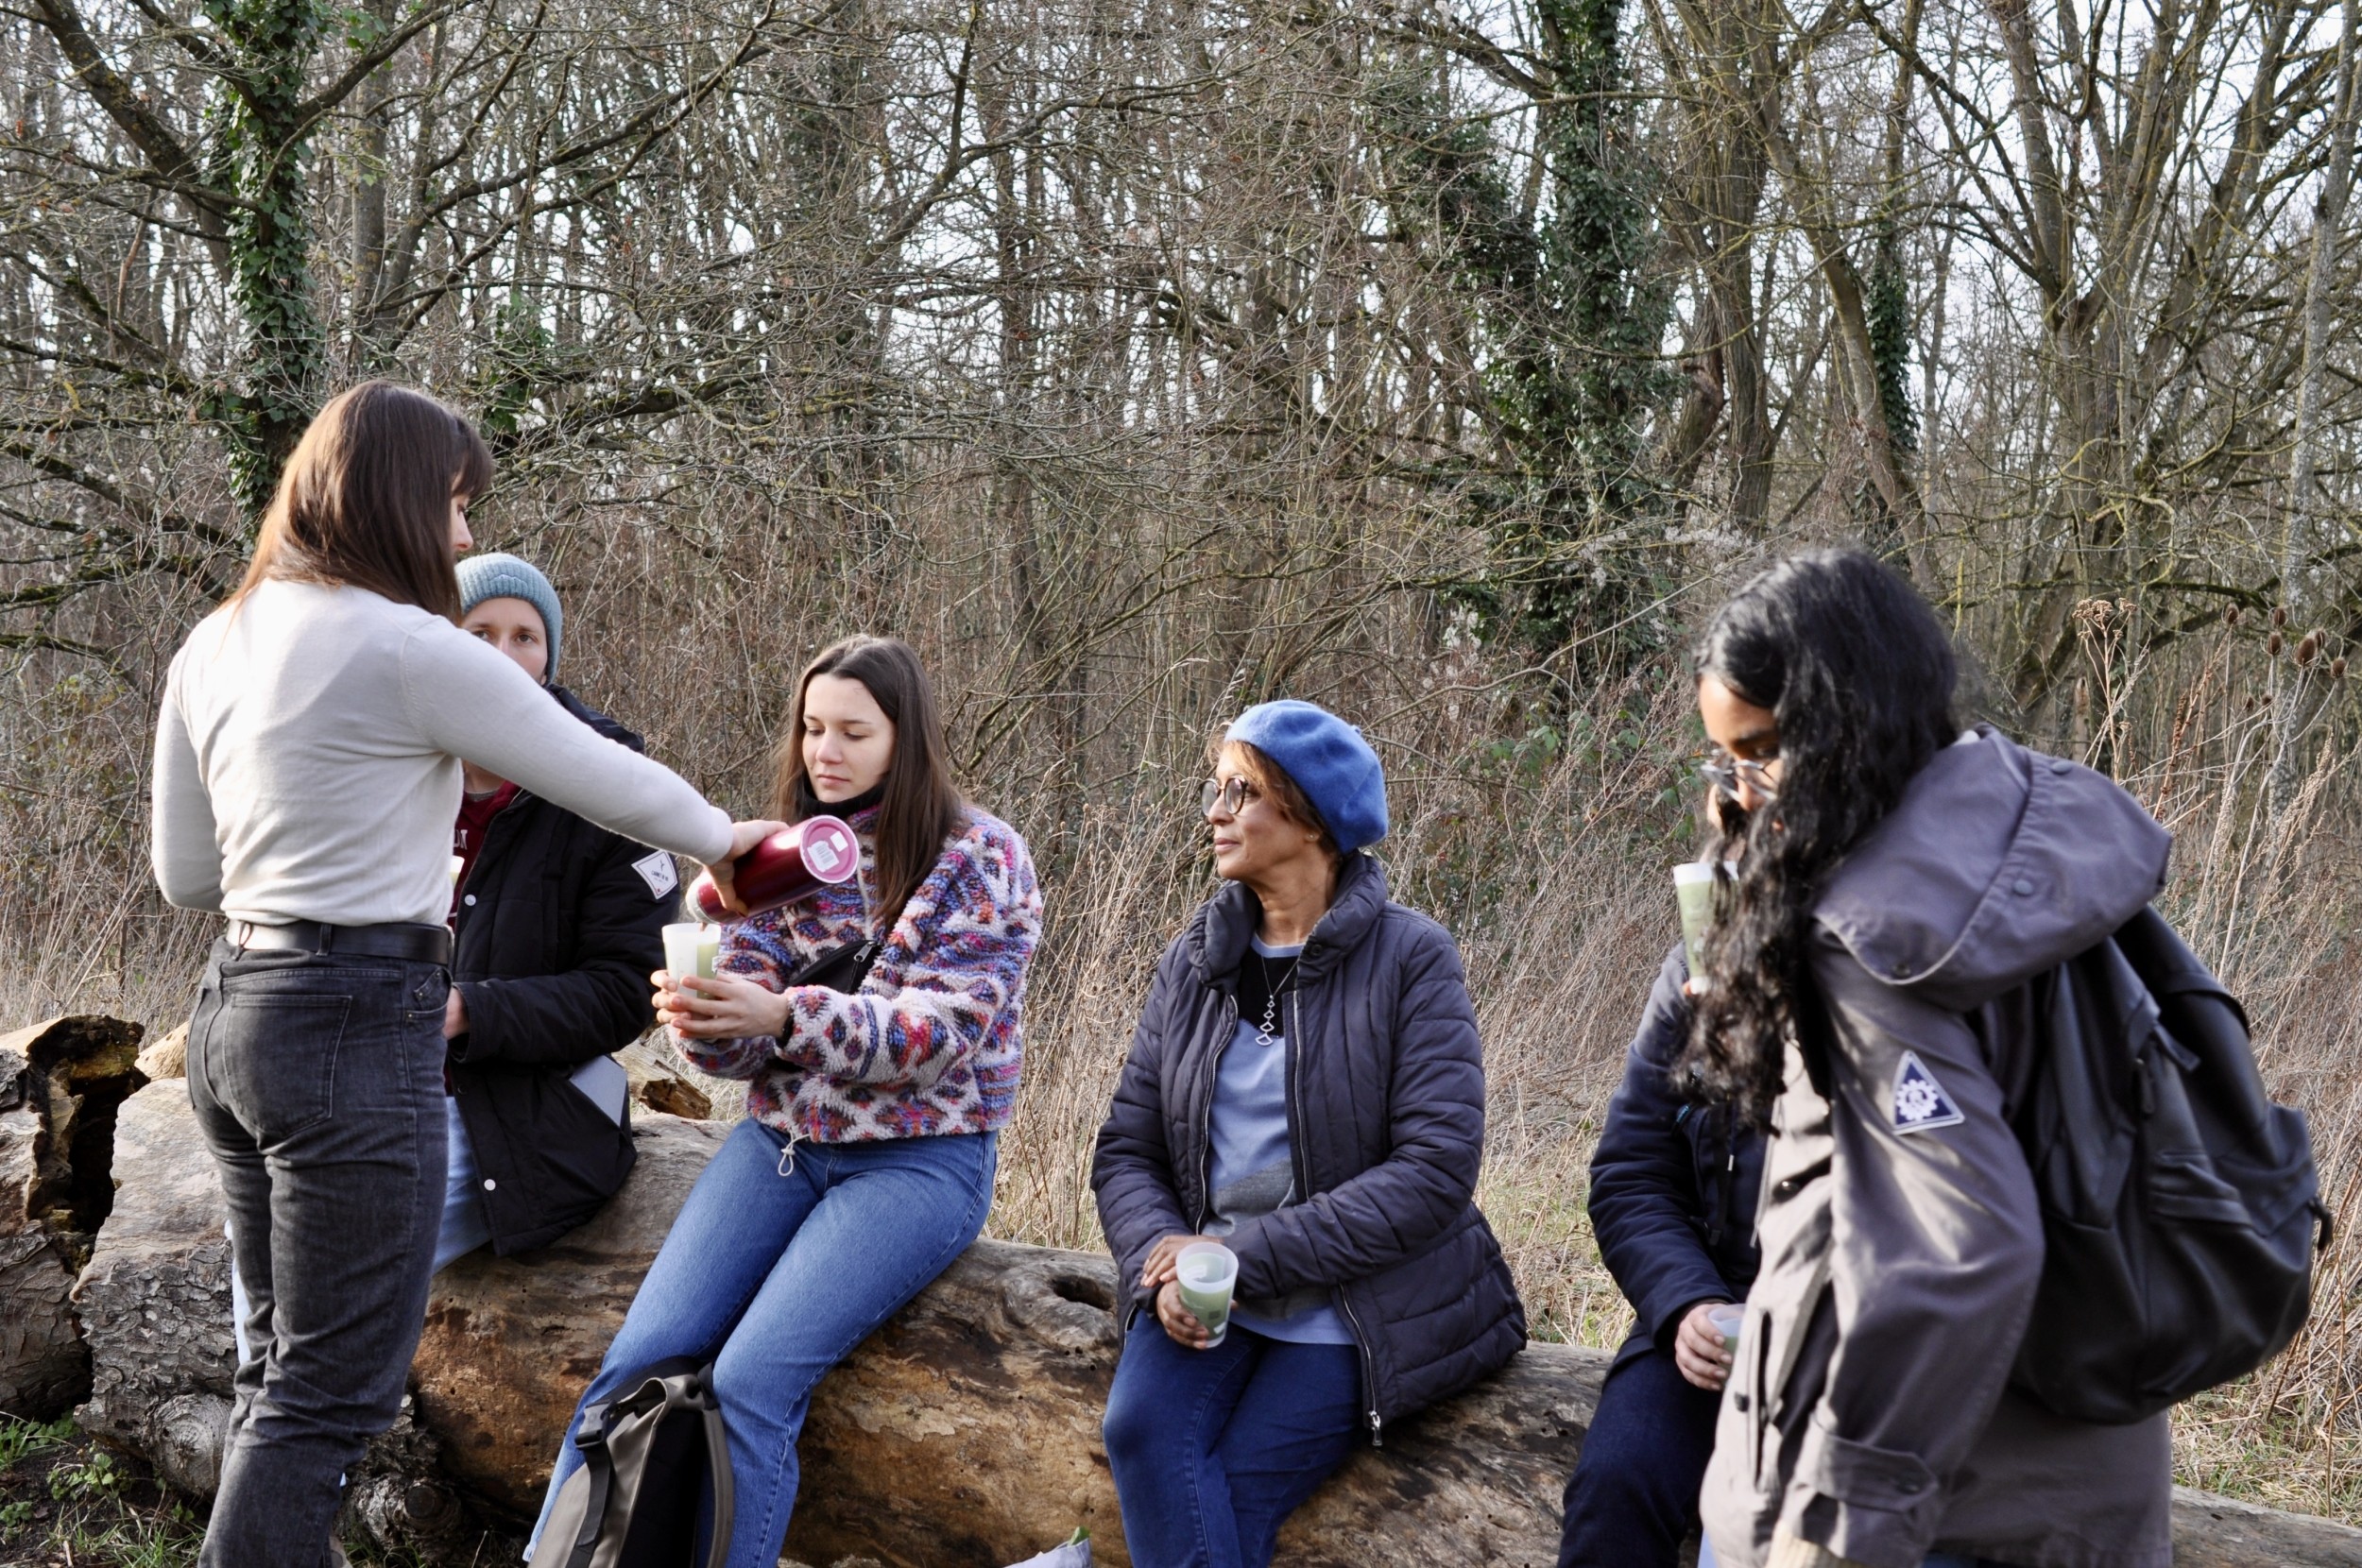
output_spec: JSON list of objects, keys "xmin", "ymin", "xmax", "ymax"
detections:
[{"xmin": 455, "ymin": 552, "xmax": 563, "ymax": 681}]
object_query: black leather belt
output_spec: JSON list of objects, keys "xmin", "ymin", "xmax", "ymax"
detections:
[{"xmin": 226, "ymin": 919, "xmax": 452, "ymax": 966}]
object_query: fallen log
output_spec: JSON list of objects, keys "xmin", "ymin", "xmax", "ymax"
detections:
[
  {"xmin": 73, "ymin": 1080, "xmax": 2362, "ymax": 1566},
  {"xmin": 0, "ymin": 1014, "xmax": 144, "ymax": 1418},
  {"xmin": 72, "ymin": 1073, "xmax": 482, "ymax": 1552}
]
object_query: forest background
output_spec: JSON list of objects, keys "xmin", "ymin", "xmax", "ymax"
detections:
[{"xmin": 1, "ymin": 0, "xmax": 2360, "ymax": 1528}]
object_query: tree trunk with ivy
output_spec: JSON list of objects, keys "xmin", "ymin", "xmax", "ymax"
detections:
[
  {"xmin": 1373, "ymin": 0, "xmax": 1678, "ymax": 679},
  {"xmin": 200, "ymin": 0, "xmax": 331, "ymax": 516}
]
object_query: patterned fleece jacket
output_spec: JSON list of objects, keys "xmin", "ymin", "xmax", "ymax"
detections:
[{"xmin": 677, "ymin": 806, "xmax": 1042, "ymax": 1141}]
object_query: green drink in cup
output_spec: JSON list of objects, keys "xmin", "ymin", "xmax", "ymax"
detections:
[
  {"xmin": 1706, "ymin": 1303, "xmax": 1744, "ymax": 1355},
  {"xmin": 1174, "ymin": 1240, "xmax": 1239, "ymax": 1346},
  {"xmin": 1674, "ymin": 861, "xmax": 1717, "ymax": 980},
  {"xmin": 662, "ymin": 921, "xmax": 720, "ymax": 981}
]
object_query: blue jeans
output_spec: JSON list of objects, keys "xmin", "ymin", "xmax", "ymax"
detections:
[
  {"xmin": 1558, "ymin": 1342, "xmax": 1720, "ymax": 1568},
  {"xmin": 186, "ymin": 941, "xmax": 451, "ymax": 1568},
  {"xmin": 1102, "ymin": 1318, "xmax": 1362, "ymax": 1568},
  {"xmin": 527, "ymin": 1117, "xmax": 997, "ymax": 1568}
]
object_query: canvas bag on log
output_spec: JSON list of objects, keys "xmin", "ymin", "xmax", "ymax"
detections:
[
  {"xmin": 2007, "ymin": 906, "xmax": 2329, "ymax": 1423},
  {"xmin": 528, "ymin": 1358, "xmax": 731, "ymax": 1568}
]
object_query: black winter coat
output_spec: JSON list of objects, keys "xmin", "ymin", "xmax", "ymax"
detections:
[
  {"xmin": 446, "ymin": 687, "xmax": 673, "ymax": 1254},
  {"xmin": 1587, "ymin": 942, "xmax": 1764, "ymax": 1373},
  {"xmin": 1091, "ymin": 853, "xmax": 1526, "ymax": 1440}
]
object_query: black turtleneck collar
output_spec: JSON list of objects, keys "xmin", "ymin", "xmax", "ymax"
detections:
[{"xmin": 795, "ymin": 777, "xmax": 886, "ymax": 822}]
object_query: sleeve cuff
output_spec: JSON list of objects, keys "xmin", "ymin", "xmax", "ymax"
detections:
[
  {"xmin": 696, "ymin": 808, "xmax": 734, "ymax": 866},
  {"xmin": 443, "ymin": 981, "xmax": 489, "ymax": 1062},
  {"xmin": 1777, "ymin": 1416, "xmax": 1941, "ymax": 1567},
  {"xmin": 1641, "ymin": 1278, "xmax": 1738, "ymax": 1349}
]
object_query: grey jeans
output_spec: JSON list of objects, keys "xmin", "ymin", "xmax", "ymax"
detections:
[
  {"xmin": 228, "ymin": 1055, "xmax": 629, "ymax": 1363},
  {"xmin": 186, "ymin": 938, "xmax": 450, "ymax": 1568}
]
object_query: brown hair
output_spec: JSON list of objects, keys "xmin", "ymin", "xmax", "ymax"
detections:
[
  {"xmin": 1214, "ymin": 738, "xmax": 1344, "ymax": 868},
  {"xmin": 772, "ymin": 636, "xmax": 967, "ymax": 920},
  {"xmin": 231, "ymin": 381, "xmax": 494, "ymax": 618}
]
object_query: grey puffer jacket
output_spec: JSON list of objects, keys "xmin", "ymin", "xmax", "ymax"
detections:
[
  {"xmin": 1091, "ymin": 853, "xmax": 1526, "ymax": 1440},
  {"xmin": 1702, "ymin": 728, "xmax": 2175, "ymax": 1568}
]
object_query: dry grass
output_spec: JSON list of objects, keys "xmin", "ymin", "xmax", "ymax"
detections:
[{"xmin": 7, "ymin": 556, "xmax": 2362, "ymax": 1525}]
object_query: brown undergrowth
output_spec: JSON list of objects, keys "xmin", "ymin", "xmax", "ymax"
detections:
[{"xmin": 3, "ymin": 601, "xmax": 2360, "ymax": 1525}]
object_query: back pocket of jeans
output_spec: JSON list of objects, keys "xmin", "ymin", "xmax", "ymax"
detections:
[{"xmin": 218, "ymin": 992, "xmax": 352, "ymax": 1145}]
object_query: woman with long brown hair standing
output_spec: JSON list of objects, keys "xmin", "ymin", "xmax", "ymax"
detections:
[
  {"xmin": 152, "ymin": 381, "xmax": 780, "ymax": 1568},
  {"xmin": 525, "ymin": 635, "xmax": 1042, "ymax": 1568}
]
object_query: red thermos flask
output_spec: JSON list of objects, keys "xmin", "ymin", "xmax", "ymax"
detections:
[{"xmin": 687, "ymin": 815, "xmax": 860, "ymax": 921}]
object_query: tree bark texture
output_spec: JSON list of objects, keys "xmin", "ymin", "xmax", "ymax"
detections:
[{"xmin": 62, "ymin": 1078, "xmax": 2362, "ymax": 1566}]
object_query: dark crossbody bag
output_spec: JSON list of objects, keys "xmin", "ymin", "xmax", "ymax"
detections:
[
  {"xmin": 782, "ymin": 932, "xmax": 884, "ymax": 995},
  {"xmin": 528, "ymin": 1357, "xmax": 731, "ymax": 1568}
]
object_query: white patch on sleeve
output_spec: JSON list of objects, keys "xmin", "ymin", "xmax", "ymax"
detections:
[
  {"xmin": 1891, "ymin": 1050, "xmax": 1964, "ymax": 1133},
  {"xmin": 632, "ymin": 850, "xmax": 680, "ymax": 900}
]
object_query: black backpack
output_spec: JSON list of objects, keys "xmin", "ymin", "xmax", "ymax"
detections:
[
  {"xmin": 2007, "ymin": 906, "xmax": 2331, "ymax": 1424},
  {"xmin": 529, "ymin": 1359, "xmax": 733, "ymax": 1568}
]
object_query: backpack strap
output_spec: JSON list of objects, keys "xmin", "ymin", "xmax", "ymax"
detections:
[
  {"xmin": 693, "ymin": 1365, "xmax": 734, "ymax": 1568},
  {"xmin": 564, "ymin": 1405, "xmax": 617, "ymax": 1568}
]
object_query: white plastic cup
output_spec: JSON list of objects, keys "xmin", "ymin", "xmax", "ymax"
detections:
[
  {"xmin": 1706, "ymin": 1303, "xmax": 1745, "ymax": 1355},
  {"xmin": 662, "ymin": 922, "xmax": 720, "ymax": 981},
  {"xmin": 1174, "ymin": 1241, "xmax": 1240, "ymax": 1346}
]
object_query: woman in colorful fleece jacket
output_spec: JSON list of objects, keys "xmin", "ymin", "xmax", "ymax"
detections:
[{"xmin": 526, "ymin": 635, "xmax": 1042, "ymax": 1568}]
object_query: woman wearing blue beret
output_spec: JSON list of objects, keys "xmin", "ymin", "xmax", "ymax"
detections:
[{"xmin": 1091, "ymin": 699, "xmax": 1527, "ymax": 1568}]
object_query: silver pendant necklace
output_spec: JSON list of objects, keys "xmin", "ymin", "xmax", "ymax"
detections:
[{"xmin": 1254, "ymin": 951, "xmax": 1295, "ymax": 1048}]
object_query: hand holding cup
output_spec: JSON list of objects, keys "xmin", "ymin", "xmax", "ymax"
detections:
[
  {"xmin": 1143, "ymin": 1233, "xmax": 1233, "ymax": 1350},
  {"xmin": 1675, "ymin": 1300, "xmax": 1740, "ymax": 1390},
  {"xmin": 654, "ymin": 966, "xmax": 789, "ymax": 1040}
]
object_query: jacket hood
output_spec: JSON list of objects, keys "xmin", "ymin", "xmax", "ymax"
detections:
[
  {"xmin": 1813, "ymin": 727, "xmax": 2169, "ymax": 1012},
  {"xmin": 1184, "ymin": 851, "xmax": 1389, "ymax": 987},
  {"xmin": 550, "ymin": 685, "xmax": 644, "ymax": 754}
]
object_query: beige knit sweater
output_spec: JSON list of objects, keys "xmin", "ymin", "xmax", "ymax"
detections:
[{"xmin": 1766, "ymin": 1537, "xmax": 1869, "ymax": 1568}]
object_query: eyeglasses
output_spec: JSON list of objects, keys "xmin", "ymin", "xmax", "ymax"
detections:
[
  {"xmin": 1200, "ymin": 776, "xmax": 1262, "ymax": 816},
  {"xmin": 1698, "ymin": 749, "xmax": 1781, "ymax": 802}
]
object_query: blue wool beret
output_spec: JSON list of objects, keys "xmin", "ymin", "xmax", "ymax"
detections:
[
  {"xmin": 1225, "ymin": 699, "xmax": 1389, "ymax": 851},
  {"xmin": 455, "ymin": 552, "xmax": 563, "ymax": 681}
]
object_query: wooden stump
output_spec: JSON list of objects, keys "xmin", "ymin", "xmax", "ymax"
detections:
[{"xmin": 0, "ymin": 1014, "xmax": 144, "ymax": 1418}]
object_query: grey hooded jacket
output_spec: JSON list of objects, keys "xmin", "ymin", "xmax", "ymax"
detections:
[{"xmin": 1700, "ymin": 729, "xmax": 2176, "ymax": 1568}]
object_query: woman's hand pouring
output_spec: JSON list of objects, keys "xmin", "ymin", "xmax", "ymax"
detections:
[{"xmin": 701, "ymin": 819, "xmax": 788, "ymax": 914}]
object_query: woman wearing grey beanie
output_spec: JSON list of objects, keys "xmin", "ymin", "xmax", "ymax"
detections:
[{"xmin": 1091, "ymin": 699, "xmax": 1526, "ymax": 1568}]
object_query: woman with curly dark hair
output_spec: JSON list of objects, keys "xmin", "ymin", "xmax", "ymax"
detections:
[{"xmin": 1686, "ymin": 551, "xmax": 2172, "ymax": 1568}]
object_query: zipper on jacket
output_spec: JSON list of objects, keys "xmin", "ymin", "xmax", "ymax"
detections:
[
  {"xmin": 1281, "ymin": 985, "xmax": 1383, "ymax": 1447},
  {"xmin": 1192, "ymin": 989, "xmax": 1241, "ymax": 1233}
]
